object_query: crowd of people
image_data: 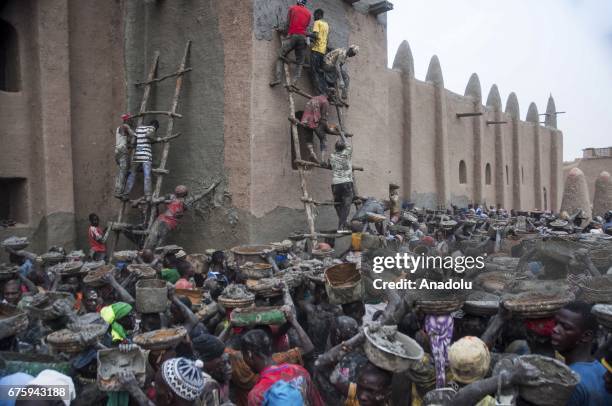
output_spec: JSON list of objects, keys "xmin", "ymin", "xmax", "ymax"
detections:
[
  {"xmin": 0, "ymin": 1, "xmax": 611, "ymax": 405},
  {"xmin": 1, "ymin": 197, "xmax": 612, "ymax": 405}
]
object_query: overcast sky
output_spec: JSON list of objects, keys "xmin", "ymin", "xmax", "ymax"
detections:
[{"xmin": 386, "ymin": 0, "xmax": 612, "ymax": 161}]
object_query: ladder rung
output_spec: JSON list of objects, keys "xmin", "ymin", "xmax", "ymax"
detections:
[
  {"xmin": 152, "ymin": 168, "xmax": 170, "ymax": 174},
  {"xmin": 134, "ymin": 111, "xmax": 183, "ymax": 119},
  {"xmin": 134, "ymin": 68, "xmax": 193, "ymax": 86}
]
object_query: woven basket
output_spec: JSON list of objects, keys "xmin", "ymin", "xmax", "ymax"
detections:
[
  {"xmin": 1, "ymin": 237, "xmax": 28, "ymax": 251},
  {"xmin": 416, "ymin": 298, "xmax": 464, "ymax": 315},
  {"xmin": 127, "ymin": 264, "xmax": 157, "ymax": 280},
  {"xmin": 579, "ymin": 275, "xmax": 612, "ymax": 304},
  {"xmin": 218, "ymin": 295, "xmax": 255, "ymax": 309},
  {"xmin": 592, "ymin": 304, "xmax": 612, "ymax": 329},
  {"xmin": 475, "ymin": 271, "xmax": 527, "ymax": 294},
  {"xmin": 113, "ymin": 250, "xmax": 138, "ymax": 262},
  {"xmin": 589, "ymin": 249, "xmax": 611, "ymax": 270},
  {"xmin": 231, "ymin": 245, "xmax": 274, "ymax": 267},
  {"xmin": 133, "ymin": 327, "xmax": 187, "ymax": 351},
  {"xmin": 50, "ymin": 261, "xmax": 84, "ymax": 276},
  {"xmin": 503, "ymin": 291, "xmax": 574, "ymax": 319},
  {"xmin": 47, "ymin": 323, "xmax": 108, "ymax": 354},
  {"xmin": 25, "ymin": 292, "xmax": 75, "ymax": 321},
  {"xmin": 239, "ymin": 263, "xmax": 273, "ymax": 280},
  {"xmin": 0, "ymin": 304, "xmax": 28, "ymax": 340},
  {"xmin": 463, "ymin": 291, "xmax": 500, "ymax": 316},
  {"xmin": 40, "ymin": 252, "xmax": 65, "ymax": 265},
  {"xmin": 82, "ymin": 261, "xmax": 106, "ymax": 272},
  {"xmin": 325, "ymin": 263, "xmax": 363, "ymax": 305},
  {"xmin": 246, "ymin": 269, "xmax": 304, "ymax": 298},
  {"xmin": 83, "ymin": 265, "xmax": 115, "ymax": 287},
  {"xmin": 311, "ymin": 249, "xmax": 335, "ymax": 259},
  {"xmin": 0, "ymin": 264, "xmax": 18, "ymax": 281}
]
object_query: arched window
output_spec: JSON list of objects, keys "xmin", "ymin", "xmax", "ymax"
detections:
[
  {"xmin": 0, "ymin": 19, "xmax": 21, "ymax": 92},
  {"xmin": 485, "ymin": 163, "xmax": 492, "ymax": 185},
  {"xmin": 505, "ymin": 165, "xmax": 509, "ymax": 185},
  {"xmin": 459, "ymin": 160, "xmax": 467, "ymax": 184},
  {"xmin": 521, "ymin": 167, "xmax": 524, "ymax": 184}
]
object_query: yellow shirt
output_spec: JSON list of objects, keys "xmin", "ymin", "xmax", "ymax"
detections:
[{"xmin": 312, "ymin": 20, "xmax": 329, "ymax": 54}]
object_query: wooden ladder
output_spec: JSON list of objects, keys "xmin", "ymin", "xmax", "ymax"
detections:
[{"xmin": 107, "ymin": 41, "xmax": 192, "ymax": 256}]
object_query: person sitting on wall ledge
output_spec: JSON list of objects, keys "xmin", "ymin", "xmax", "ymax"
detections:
[{"xmin": 270, "ymin": 0, "xmax": 313, "ymax": 88}]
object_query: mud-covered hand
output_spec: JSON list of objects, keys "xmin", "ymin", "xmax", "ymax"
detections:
[
  {"xmin": 119, "ymin": 343, "xmax": 140, "ymax": 353},
  {"xmin": 100, "ymin": 271, "xmax": 116, "ymax": 286},
  {"xmin": 280, "ymin": 304, "xmax": 296, "ymax": 323},
  {"xmin": 166, "ymin": 282, "xmax": 175, "ymax": 300},
  {"xmin": 510, "ymin": 359, "xmax": 540, "ymax": 386},
  {"xmin": 117, "ymin": 370, "xmax": 138, "ymax": 388},
  {"xmin": 51, "ymin": 300, "xmax": 73, "ymax": 317},
  {"xmin": 77, "ymin": 330, "xmax": 99, "ymax": 346}
]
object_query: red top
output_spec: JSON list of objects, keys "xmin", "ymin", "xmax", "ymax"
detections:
[
  {"xmin": 158, "ymin": 199, "xmax": 186, "ymax": 230},
  {"xmin": 88, "ymin": 226, "xmax": 106, "ymax": 253},
  {"xmin": 300, "ymin": 95, "xmax": 329, "ymax": 129},
  {"xmin": 287, "ymin": 5, "xmax": 311, "ymax": 36},
  {"xmin": 248, "ymin": 363, "xmax": 323, "ymax": 406}
]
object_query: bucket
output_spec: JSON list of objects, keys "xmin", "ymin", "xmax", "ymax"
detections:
[
  {"xmin": 364, "ymin": 325, "xmax": 424, "ymax": 373},
  {"xmin": 231, "ymin": 245, "xmax": 275, "ymax": 267},
  {"xmin": 493, "ymin": 355, "xmax": 579, "ymax": 406},
  {"xmin": 97, "ymin": 347, "xmax": 149, "ymax": 391},
  {"xmin": 135, "ymin": 279, "xmax": 169, "ymax": 314},
  {"xmin": 324, "ymin": 263, "xmax": 363, "ymax": 305},
  {"xmin": 239, "ymin": 263, "xmax": 273, "ymax": 280},
  {"xmin": 230, "ymin": 306, "xmax": 286, "ymax": 327}
]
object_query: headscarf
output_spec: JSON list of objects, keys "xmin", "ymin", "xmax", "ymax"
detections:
[
  {"xmin": 175, "ymin": 278, "xmax": 194, "ymax": 290},
  {"xmin": 28, "ymin": 370, "xmax": 76, "ymax": 406},
  {"xmin": 524, "ymin": 317, "xmax": 556, "ymax": 337},
  {"xmin": 100, "ymin": 302, "xmax": 133, "ymax": 342},
  {"xmin": 192, "ymin": 333, "xmax": 225, "ymax": 362},
  {"xmin": 424, "ymin": 314, "xmax": 454, "ymax": 388},
  {"xmin": 161, "ymin": 357, "xmax": 206, "ymax": 401},
  {"xmin": 448, "ymin": 336, "xmax": 490, "ymax": 384},
  {"xmin": 161, "ymin": 268, "xmax": 181, "ymax": 284},
  {"xmin": 0, "ymin": 373, "xmax": 33, "ymax": 406},
  {"xmin": 263, "ymin": 380, "xmax": 304, "ymax": 406}
]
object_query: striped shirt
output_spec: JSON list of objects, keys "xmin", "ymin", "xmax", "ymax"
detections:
[
  {"xmin": 329, "ymin": 145, "xmax": 353, "ymax": 185},
  {"xmin": 133, "ymin": 125, "xmax": 155, "ymax": 163}
]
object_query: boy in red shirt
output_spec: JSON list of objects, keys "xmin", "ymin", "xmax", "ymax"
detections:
[
  {"xmin": 270, "ymin": 0, "xmax": 313, "ymax": 87},
  {"xmin": 88, "ymin": 213, "xmax": 107, "ymax": 261}
]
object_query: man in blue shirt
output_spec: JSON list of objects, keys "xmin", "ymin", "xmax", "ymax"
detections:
[{"xmin": 552, "ymin": 301, "xmax": 612, "ymax": 405}]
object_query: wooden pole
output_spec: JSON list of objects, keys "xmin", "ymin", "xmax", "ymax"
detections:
[
  {"xmin": 283, "ymin": 60, "xmax": 317, "ymax": 248},
  {"xmin": 147, "ymin": 41, "xmax": 192, "ymax": 228}
]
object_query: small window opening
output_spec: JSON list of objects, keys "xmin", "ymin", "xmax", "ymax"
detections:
[
  {"xmin": 0, "ymin": 19, "xmax": 21, "ymax": 92},
  {"xmin": 459, "ymin": 160, "xmax": 467, "ymax": 184},
  {"xmin": 0, "ymin": 178, "xmax": 28, "ymax": 224}
]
